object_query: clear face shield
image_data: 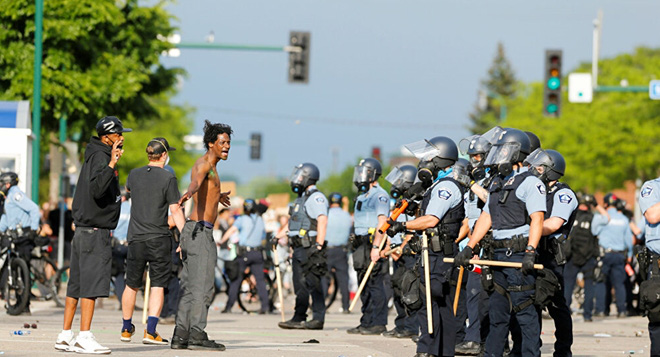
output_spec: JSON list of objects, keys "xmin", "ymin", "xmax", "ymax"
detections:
[
  {"xmin": 525, "ymin": 148, "xmax": 553, "ymax": 179},
  {"xmin": 353, "ymin": 166, "xmax": 374, "ymax": 192},
  {"xmin": 484, "ymin": 142, "xmax": 521, "ymax": 167},
  {"xmin": 386, "ymin": 167, "xmax": 410, "ymax": 198},
  {"xmin": 289, "ymin": 167, "xmax": 308, "ymax": 194},
  {"xmin": 452, "ymin": 163, "xmax": 472, "ymax": 187},
  {"xmin": 480, "ymin": 126, "xmax": 506, "ymax": 146},
  {"xmin": 404, "ymin": 139, "xmax": 441, "ymax": 161}
]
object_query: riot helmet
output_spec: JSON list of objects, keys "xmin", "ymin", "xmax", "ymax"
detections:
[
  {"xmin": 525, "ymin": 131, "xmax": 541, "ymax": 153},
  {"xmin": 405, "ymin": 136, "xmax": 458, "ymax": 187},
  {"xmin": 452, "ymin": 158, "xmax": 472, "ymax": 187},
  {"xmin": 329, "ymin": 192, "xmax": 343, "ymax": 206},
  {"xmin": 459, "ymin": 135, "xmax": 492, "ymax": 180},
  {"xmin": 603, "ymin": 193, "xmax": 619, "ymax": 208},
  {"xmin": 243, "ymin": 198, "xmax": 256, "ymax": 214},
  {"xmin": 0, "ymin": 172, "xmax": 18, "ymax": 196},
  {"xmin": 577, "ymin": 192, "xmax": 596, "ymax": 207},
  {"xmin": 483, "ymin": 128, "xmax": 531, "ymax": 176},
  {"xmin": 290, "ymin": 163, "xmax": 320, "ymax": 195},
  {"xmin": 527, "ymin": 148, "xmax": 566, "ymax": 184},
  {"xmin": 385, "ymin": 165, "xmax": 417, "ymax": 199},
  {"xmin": 353, "ymin": 158, "xmax": 382, "ymax": 193}
]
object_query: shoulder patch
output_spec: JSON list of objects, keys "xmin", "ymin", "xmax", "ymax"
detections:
[
  {"xmin": 378, "ymin": 196, "xmax": 388, "ymax": 203},
  {"xmin": 315, "ymin": 196, "xmax": 326, "ymax": 203},
  {"xmin": 558, "ymin": 193, "xmax": 572, "ymax": 204},
  {"xmin": 536, "ymin": 183, "xmax": 546, "ymax": 195},
  {"xmin": 438, "ymin": 189, "xmax": 452, "ymax": 200},
  {"xmin": 505, "ymin": 177, "xmax": 515, "ymax": 186},
  {"xmin": 641, "ymin": 186, "xmax": 653, "ymax": 198},
  {"xmin": 13, "ymin": 192, "xmax": 23, "ymax": 201}
]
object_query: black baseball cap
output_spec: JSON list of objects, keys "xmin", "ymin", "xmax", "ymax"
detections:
[
  {"xmin": 96, "ymin": 116, "xmax": 132, "ymax": 136},
  {"xmin": 147, "ymin": 137, "xmax": 176, "ymax": 155}
]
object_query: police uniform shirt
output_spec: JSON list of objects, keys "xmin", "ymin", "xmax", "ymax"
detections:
[
  {"xmin": 547, "ymin": 186, "xmax": 578, "ymax": 238},
  {"xmin": 326, "ymin": 206, "xmax": 353, "ymax": 246},
  {"xmin": 287, "ymin": 186, "xmax": 329, "ymax": 237},
  {"xmin": 0, "ymin": 185, "xmax": 40, "ymax": 231},
  {"xmin": 391, "ymin": 213, "xmax": 414, "ymax": 245},
  {"xmin": 425, "ymin": 179, "xmax": 463, "ymax": 223},
  {"xmin": 639, "ymin": 178, "xmax": 660, "ymax": 253},
  {"xmin": 592, "ymin": 207, "xmax": 633, "ymax": 258},
  {"xmin": 234, "ymin": 213, "xmax": 266, "ymax": 247},
  {"xmin": 353, "ymin": 184, "xmax": 390, "ymax": 236},
  {"xmin": 483, "ymin": 167, "xmax": 547, "ymax": 240},
  {"xmin": 112, "ymin": 200, "xmax": 131, "ymax": 241}
]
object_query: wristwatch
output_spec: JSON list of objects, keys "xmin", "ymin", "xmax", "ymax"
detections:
[
  {"xmin": 525, "ymin": 245, "xmax": 536, "ymax": 253},
  {"xmin": 372, "ymin": 245, "xmax": 379, "ymax": 250},
  {"xmin": 314, "ymin": 242, "xmax": 323, "ymax": 250}
]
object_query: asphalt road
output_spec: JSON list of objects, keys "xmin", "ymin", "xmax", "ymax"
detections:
[{"xmin": 0, "ymin": 294, "xmax": 651, "ymax": 357}]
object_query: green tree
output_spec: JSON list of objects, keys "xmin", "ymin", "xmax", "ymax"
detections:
[
  {"xmin": 501, "ymin": 47, "xmax": 660, "ymax": 191},
  {"xmin": 469, "ymin": 42, "xmax": 518, "ymax": 134}
]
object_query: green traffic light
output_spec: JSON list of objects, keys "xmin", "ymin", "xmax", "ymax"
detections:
[
  {"xmin": 546, "ymin": 104, "xmax": 558, "ymax": 113},
  {"xmin": 547, "ymin": 77, "xmax": 560, "ymax": 90}
]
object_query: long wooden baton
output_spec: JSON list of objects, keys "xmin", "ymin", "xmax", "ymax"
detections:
[
  {"xmin": 271, "ymin": 246, "xmax": 286, "ymax": 322},
  {"xmin": 142, "ymin": 269, "xmax": 151, "ymax": 325},
  {"xmin": 422, "ymin": 232, "xmax": 433, "ymax": 334},
  {"xmin": 443, "ymin": 258, "xmax": 544, "ymax": 270},
  {"xmin": 453, "ymin": 266, "xmax": 464, "ymax": 315},
  {"xmin": 348, "ymin": 201, "xmax": 409, "ymax": 312}
]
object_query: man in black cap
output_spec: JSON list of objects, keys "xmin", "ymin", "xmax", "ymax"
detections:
[
  {"xmin": 55, "ymin": 116, "xmax": 131, "ymax": 354},
  {"xmin": 120, "ymin": 138, "xmax": 186, "ymax": 345}
]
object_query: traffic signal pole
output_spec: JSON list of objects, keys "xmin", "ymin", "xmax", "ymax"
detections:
[{"xmin": 176, "ymin": 42, "xmax": 302, "ymax": 53}]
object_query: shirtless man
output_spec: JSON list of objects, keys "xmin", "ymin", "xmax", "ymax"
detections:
[{"xmin": 171, "ymin": 121, "xmax": 232, "ymax": 351}]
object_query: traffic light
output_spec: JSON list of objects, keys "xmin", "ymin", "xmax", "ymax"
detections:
[
  {"xmin": 543, "ymin": 49, "xmax": 562, "ymax": 117},
  {"xmin": 250, "ymin": 133, "xmax": 261, "ymax": 160},
  {"xmin": 371, "ymin": 147, "xmax": 381, "ymax": 162},
  {"xmin": 288, "ymin": 31, "xmax": 310, "ymax": 84}
]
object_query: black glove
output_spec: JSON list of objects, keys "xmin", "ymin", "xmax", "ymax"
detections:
[
  {"xmin": 404, "ymin": 200, "xmax": 418, "ymax": 216},
  {"xmin": 386, "ymin": 219, "xmax": 405, "ymax": 237},
  {"xmin": 454, "ymin": 246, "xmax": 473, "ymax": 267},
  {"xmin": 522, "ymin": 250, "xmax": 536, "ymax": 275}
]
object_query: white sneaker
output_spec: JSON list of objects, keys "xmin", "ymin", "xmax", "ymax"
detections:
[
  {"xmin": 73, "ymin": 332, "xmax": 111, "ymax": 354},
  {"xmin": 54, "ymin": 330, "xmax": 76, "ymax": 352}
]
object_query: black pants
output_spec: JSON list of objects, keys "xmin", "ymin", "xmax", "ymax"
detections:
[
  {"xmin": 392, "ymin": 254, "xmax": 418, "ymax": 333},
  {"xmin": 291, "ymin": 246, "xmax": 326, "ymax": 322},
  {"xmin": 225, "ymin": 250, "xmax": 269, "ymax": 313},
  {"xmin": 359, "ymin": 259, "xmax": 388, "ymax": 328},
  {"xmin": 537, "ymin": 253, "xmax": 573, "ymax": 357},
  {"xmin": 326, "ymin": 246, "xmax": 350, "ymax": 311}
]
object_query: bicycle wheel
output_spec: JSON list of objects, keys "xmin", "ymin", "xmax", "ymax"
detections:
[
  {"xmin": 237, "ymin": 272, "xmax": 271, "ymax": 313},
  {"xmin": 325, "ymin": 271, "xmax": 338, "ymax": 310},
  {"xmin": 30, "ymin": 256, "xmax": 60, "ymax": 304},
  {"xmin": 4, "ymin": 257, "xmax": 30, "ymax": 315},
  {"xmin": 52, "ymin": 265, "xmax": 70, "ymax": 307}
]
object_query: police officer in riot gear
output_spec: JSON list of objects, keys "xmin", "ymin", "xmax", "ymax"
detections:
[
  {"xmin": 387, "ymin": 136, "xmax": 465, "ymax": 357},
  {"xmin": 528, "ymin": 148, "xmax": 577, "ymax": 356},
  {"xmin": 383, "ymin": 165, "xmax": 420, "ymax": 339},
  {"xmin": 222, "ymin": 199, "xmax": 269, "ymax": 314},
  {"xmin": 348, "ymin": 158, "xmax": 390, "ymax": 335},
  {"xmin": 563, "ymin": 193, "xmax": 604, "ymax": 322},
  {"xmin": 325, "ymin": 192, "xmax": 352, "ymax": 313},
  {"xmin": 455, "ymin": 127, "xmax": 547, "ymax": 357},
  {"xmin": 592, "ymin": 193, "xmax": 632, "ymax": 318},
  {"xmin": 278, "ymin": 163, "xmax": 329, "ymax": 330},
  {"xmin": 638, "ymin": 176, "xmax": 660, "ymax": 355}
]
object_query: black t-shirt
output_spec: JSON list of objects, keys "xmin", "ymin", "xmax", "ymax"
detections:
[
  {"xmin": 48, "ymin": 208, "xmax": 74, "ymax": 242},
  {"xmin": 126, "ymin": 165, "xmax": 180, "ymax": 241}
]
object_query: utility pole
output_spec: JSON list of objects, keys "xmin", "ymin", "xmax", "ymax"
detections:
[
  {"xmin": 591, "ymin": 9, "xmax": 603, "ymax": 90},
  {"xmin": 31, "ymin": 0, "xmax": 44, "ymax": 200}
]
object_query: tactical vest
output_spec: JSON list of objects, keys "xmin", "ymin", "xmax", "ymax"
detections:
[
  {"xmin": 568, "ymin": 209, "xmax": 597, "ymax": 266},
  {"xmin": 544, "ymin": 182, "xmax": 577, "ymax": 239},
  {"xmin": 288, "ymin": 188, "xmax": 318, "ymax": 235},
  {"xmin": 489, "ymin": 171, "xmax": 534, "ymax": 231},
  {"xmin": 420, "ymin": 177, "xmax": 466, "ymax": 238}
]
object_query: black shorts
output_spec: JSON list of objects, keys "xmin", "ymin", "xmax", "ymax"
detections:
[
  {"xmin": 67, "ymin": 228, "xmax": 112, "ymax": 299},
  {"xmin": 125, "ymin": 237, "xmax": 172, "ymax": 288}
]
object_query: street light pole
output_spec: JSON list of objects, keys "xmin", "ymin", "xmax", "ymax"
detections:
[{"xmin": 31, "ymin": 0, "xmax": 44, "ymax": 200}]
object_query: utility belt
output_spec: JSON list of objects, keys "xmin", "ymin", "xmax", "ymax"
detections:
[
  {"xmin": 290, "ymin": 233, "xmax": 315, "ymax": 249},
  {"xmin": 490, "ymin": 235, "xmax": 528, "ymax": 254},
  {"xmin": 424, "ymin": 226, "xmax": 455, "ymax": 256},
  {"xmin": 603, "ymin": 247, "xmax": 627, "ymax": 255},
  {"xmin": 539, "ymin": 235, "xmax": 568, "ymax": 265},
  {"xmin": 349, "ymin": 228, "xmax": 377, "ymax": 250},
  {"xmin": 637, "ymin": 247, "xmax": 660, "ymax": 322},
  {"xmin": 237, "ymin": 245, "xmax": 262, "ymax": 256}
]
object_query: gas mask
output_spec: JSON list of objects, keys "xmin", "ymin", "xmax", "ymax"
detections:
[{"xmin": 417, "ymin": 159, "xmax": 439, "ymax": 188}]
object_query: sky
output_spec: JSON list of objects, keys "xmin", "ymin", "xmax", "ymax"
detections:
[{"xmin": 160, "ymin": 0, "xmax": 660, "ymax": 184}]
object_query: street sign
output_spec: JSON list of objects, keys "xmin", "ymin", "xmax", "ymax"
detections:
[
  {"xmin": 650, "ymin": 80, "xmax": 660, "ymax": 100},
  {"xmin": 568, "ymin": 73, "xmax": 593, "ymax": 103}
]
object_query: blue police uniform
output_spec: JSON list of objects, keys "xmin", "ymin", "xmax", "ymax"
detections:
[
  {"xmin": 287, "ymin": 186, "xmax": 329, "ymax": 323},
  {"xmin": 482, "ymin": 167, "xmax": 546, "ymax": 357},
  {"xmin": 353, "ymin": 184, "xmax": 390, "ymax": 329},
  {"xmin": 639, "ymin": 178, "xmax": 660, "ymax": 355},
  {"xmin": 111, "ymin": 199, "xmax": 131, "ymax": 305},
  {"xmin": 416, "ymin": 176, "xmax": 465, "ymax": 357},
  {"xmin": 455, "ymin": 183, "xmax": 490, "ymax": 349},
  {"xmin": 226, "ymin": 213, "xmax": 269, "ymax": 313},
  {"xmin": 0, "ymin": 185, "xmax": 40, "ymax": 232},
  {"xmin": 325, "ymin": 206, "xmax": 353, "ymax": 311},
  {"xmin": 592, "ymin": 207, "xmax": 633, "ymax": 316},
  {"xmin": 389, "ymin": 213, "xmax": 419, "ymax": 335},
  {"xmin": 537, "ymin": 183, "xmax": 577, "ymax": 357}
]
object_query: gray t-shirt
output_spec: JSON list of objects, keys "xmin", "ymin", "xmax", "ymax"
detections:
[{"xmin": 126, "ymin": 165, "xmax": 180, "ymax": 241}]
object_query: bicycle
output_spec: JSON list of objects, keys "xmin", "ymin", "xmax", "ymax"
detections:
[
  {"xmin": 0, "ymin": 230, "xmax": 30, "ymax": 315},
  {"xmin": 324, "ymin": 269, "xmax": 338, "ymax": 310},
  {"xmin": 28, "ymin": 244, "xmax": 69, "ymax": 308}
]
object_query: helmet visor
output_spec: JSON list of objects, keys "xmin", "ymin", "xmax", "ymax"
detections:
[
  {"xmin": 452, "ymin": 163, "xmax": 471, "ymax": 187},
  {"xmin": 525, "ymin": 148, "xmax": 553, "ymax": 169},
  {"xmin": 484, "ymin": 142, "xmax": 521, "ymax": 166},
  {"xmin": 404, "ymin": 139, "xmax": 441, "ymax": 161},
  {"xmin": 480, "ymin": 126, "xmax": 506, "ymax": 145},
  {"xmin": 459, "ymin": 135, "xmax": 491, "ymax": 156},
  {"xmin": 385, "ymin": 166, "xmax": 412, "ymax": 189},
  {"xmin": 353, "ymin": 166, "xmax": 374, "ymax": 184},
  {"xmin": 289, "ymin": 167, "xmax": 307, "ymax": 185}
]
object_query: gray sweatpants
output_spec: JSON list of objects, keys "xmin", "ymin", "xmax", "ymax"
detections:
[{"xmin": 175, "ymin": 221, "xmax": 217, "ymax": 337}]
